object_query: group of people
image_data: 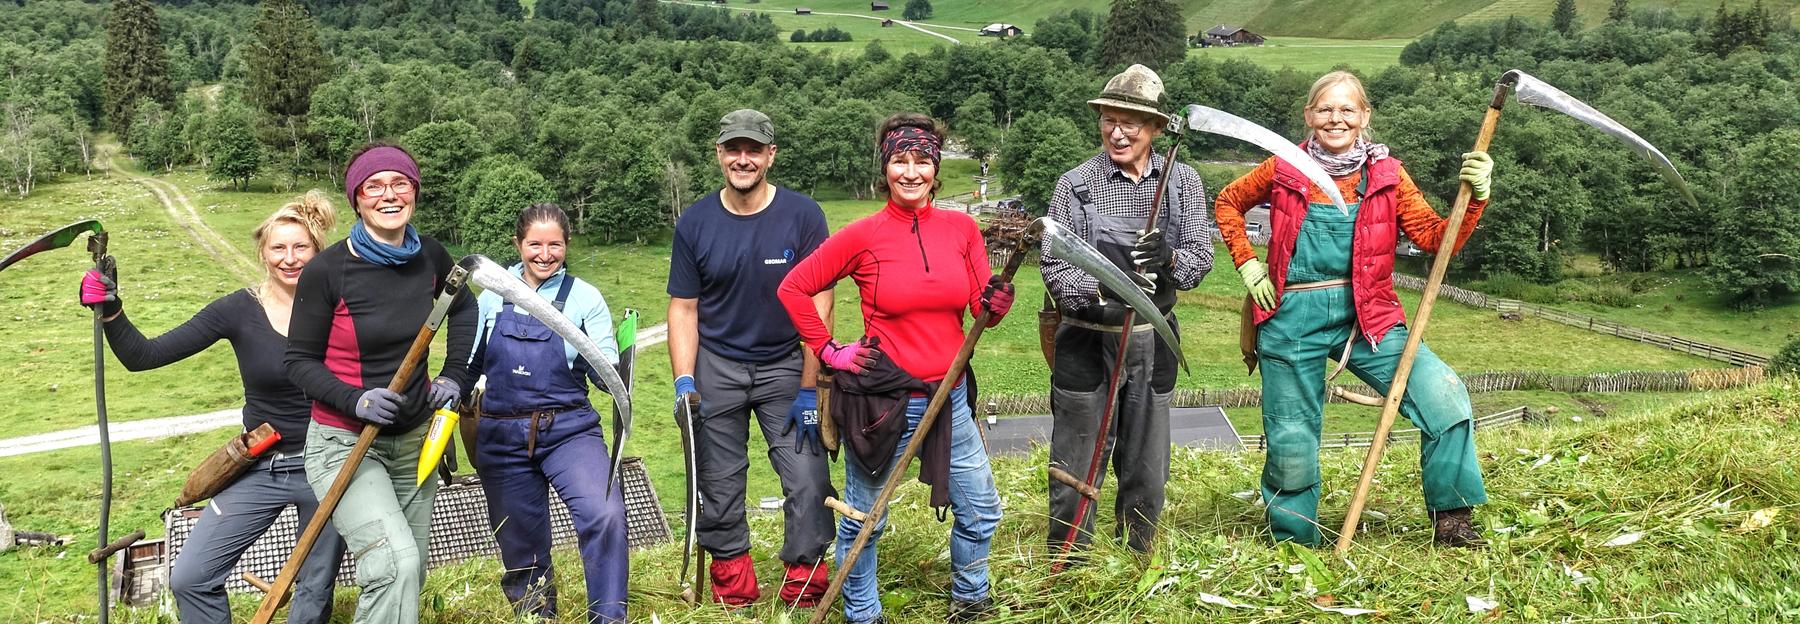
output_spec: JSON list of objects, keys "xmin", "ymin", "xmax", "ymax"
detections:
[{"xmin": 78, "ymin": 63, "xmax": 1497, "ymax": 624}]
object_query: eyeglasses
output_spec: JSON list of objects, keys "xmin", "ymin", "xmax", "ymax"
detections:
[
  {"xmin": 1309, "ymin": 106, "xmax": 1363, "ymax": 120},
  {"xmin": 1100, "ymin": 118, "xmax": 1147, "ymax": 135},
  {"xmin": 358, "ymin": 179, "xmax": 415, "ymax": 198}
]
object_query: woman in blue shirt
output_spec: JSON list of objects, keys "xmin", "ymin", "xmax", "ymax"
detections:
[{"xmin": 464, "ymin": 203, "xmax": 628, "ymax": 623}]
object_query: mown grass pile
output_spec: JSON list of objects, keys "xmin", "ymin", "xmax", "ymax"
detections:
[{"xmin": 64, "ymin": 379, "xmax": 1783, "ymax": 623}]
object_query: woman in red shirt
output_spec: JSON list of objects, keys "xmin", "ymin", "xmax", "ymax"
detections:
[{"xmin": 777, "ymin": 113, "xmax": 1014, "ymax": 624}]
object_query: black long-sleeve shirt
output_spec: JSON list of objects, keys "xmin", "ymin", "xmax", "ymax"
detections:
[
  {"xmin": 284, "ymin": 237, "xmax": 475, "ymax": 434},
  {"xmin": 104, "ymin": 289, "xmax": 310, "ymax": 454}
]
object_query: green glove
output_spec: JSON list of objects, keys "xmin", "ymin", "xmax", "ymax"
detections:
[
  {"xmin": 1460, "ymin": 151, "xmax": 1493, "ymax": 201},
  {"xmin": 1239, "ymin": 258, "xmax": 1277, "ymax": 311}
]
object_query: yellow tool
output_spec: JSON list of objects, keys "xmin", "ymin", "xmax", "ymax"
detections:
[{"xmin": 415, "ymin": 399, "xmax": 460, "ymax": 487}]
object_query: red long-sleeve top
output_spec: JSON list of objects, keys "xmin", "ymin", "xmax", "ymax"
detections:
[{"xmin": 778, "ymin": 201, "xmax": 994, "ymax": 382}]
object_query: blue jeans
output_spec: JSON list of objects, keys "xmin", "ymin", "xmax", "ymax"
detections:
[{"xmin": 835, "ymin": 382, "xmax": 1002, "ymax": 623}]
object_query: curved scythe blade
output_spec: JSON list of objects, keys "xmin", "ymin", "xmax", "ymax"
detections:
[
  {"xmin": 0, "ymin": 219, "xmax": 103, "ymax": 273},
  {"xmin": 459, "ymin": 255, "xmax": 633, "ymax": 468},
  {"xmin": 1184, "ymin": 104, "xmax": 1350, "ymax": 215},
  {"xmin": 1038, "ymin": 218, "xmax": 1188, "ymax": 373},
  {"xmin": 1506, "ymin": 70, "xmax": 1698, "ymax": 209}
]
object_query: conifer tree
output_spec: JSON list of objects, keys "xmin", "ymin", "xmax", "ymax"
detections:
[
  {"xmin": 1098, "ymin": 0, "xmax": 1187, "ymax": 71},
  {"xmin": 103, "ymin": 0, "xmax": 172, "ymax": 142},
  {"xmin": 1552, "ymin": 0, "xmax": 1580, "ymax": 34}
]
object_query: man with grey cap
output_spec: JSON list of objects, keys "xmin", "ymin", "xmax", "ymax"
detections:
[
  {"xmin": 1041, "ymin": 64, "xmax": 1214, "ymax": 555},
  {"xmin": 667, "ymin": 108, "xmax": 838, "ymax": 607}
]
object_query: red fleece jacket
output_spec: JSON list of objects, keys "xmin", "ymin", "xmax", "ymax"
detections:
[{"xmin": 778, "ymin": 201, "xmax": 996, "ymax": 382}]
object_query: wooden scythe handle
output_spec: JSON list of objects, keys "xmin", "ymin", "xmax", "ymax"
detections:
[
  {"xmin": 1333, "ymin": 101, "xmax": 1504, "ymax": 556},
  {"xmin": 807, "ymin": 233, "xmax": 1034, "ymax": 624},
  {"xmin": 251, "ymin": 323, "xmax": 440, "ymax": 623}
]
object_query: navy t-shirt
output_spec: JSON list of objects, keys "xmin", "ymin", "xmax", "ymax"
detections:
[{"xmin": 668, "ymin": 186, "xmax": 829, "ymax": 363}]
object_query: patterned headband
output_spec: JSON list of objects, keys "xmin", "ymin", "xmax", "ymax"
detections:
[{"xmin": 880, "ymin": 126, "xmax": 941, "ymax": 167}]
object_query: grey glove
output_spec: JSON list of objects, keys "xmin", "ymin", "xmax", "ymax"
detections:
[
  {"xmin": 428, "ymin": 376, "xmax": 460, "ymax": 408},
  {"xmin": 355, "ymin": 388, "xmax": 402, "ymax": 426}
]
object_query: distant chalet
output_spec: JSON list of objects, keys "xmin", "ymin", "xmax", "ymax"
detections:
[
  {"xmin": 980, "ymin": 23, "xmax": 1023, "ymax": 37},
  {"xmin": 1202, "ymin": 24, "xmax": 1265, "ymax": 46}
]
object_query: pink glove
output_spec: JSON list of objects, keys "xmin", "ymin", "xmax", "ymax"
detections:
[
  {"xmin": 80, "ymin": 269, "xmax": 121, "ymax": 318},
  {"xmin": 980, "ymin": 275, "xmax": 1014, "ymax": 327},
  {"xmin": 818, "ymin": 337, "xmax": 881, "ymax": 375}
]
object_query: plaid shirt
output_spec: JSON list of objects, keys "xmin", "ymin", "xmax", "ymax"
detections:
[{"xmin": 1040, "ymin": 152, "xmax": 1215, "ymax": 311}]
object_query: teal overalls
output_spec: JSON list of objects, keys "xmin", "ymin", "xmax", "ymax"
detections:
[{"xmin": 1256, "ymin": 172, "xmax": 1488, "ymax": 545}]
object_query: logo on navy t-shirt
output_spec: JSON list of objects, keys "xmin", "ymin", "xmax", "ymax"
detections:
[{"xmin": 764, "ymin": 248, "xmax": 795, "ymax": 265}]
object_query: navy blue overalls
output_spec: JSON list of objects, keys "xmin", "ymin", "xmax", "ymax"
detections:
[{"xmin": 475, "ymin": 275, "xmax": 629, "ymax": 623}]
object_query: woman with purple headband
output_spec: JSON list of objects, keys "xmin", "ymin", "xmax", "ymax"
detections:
[
  {"xmin": 778, "ymin": 112, "xmax": 1013, "ymax": 624},
  {"xmin": 285, "ymin": 142, "xmax": 477, "ymax": 623}
]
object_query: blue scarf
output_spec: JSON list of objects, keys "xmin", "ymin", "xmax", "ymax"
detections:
[{"xmin": 349, "ymin": 220, "xmax": 421, "ymax": 266}]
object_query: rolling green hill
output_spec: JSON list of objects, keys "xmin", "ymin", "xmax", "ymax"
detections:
[{"xmin": 699, "ymin": 0, "xmax": 1798, "ymax": 41}]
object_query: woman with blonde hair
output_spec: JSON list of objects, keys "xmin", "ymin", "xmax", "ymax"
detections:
[
  {"xmin": 77, "ymin": 191, "xmax": 348, "ymax": 623},
  {"xmin": 1213, "ymin": 70, "xmax": 1495, "ymax": 548}
]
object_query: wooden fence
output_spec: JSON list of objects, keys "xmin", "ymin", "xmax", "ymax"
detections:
[
  {"xmin": 1392, "ymin": 274, "xmax": 1770, "ymax": 367},
  {"xmin": 979, "ymin": 367, "xmax": 1765, "ymax": 415},
  {"xmin": 1238, "ymin": 406, "xmax": 1532, "ymax": 451}
]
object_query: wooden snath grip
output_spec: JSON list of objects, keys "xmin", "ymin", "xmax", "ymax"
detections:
[
  {"xmin": 1047, "ymin": 467, "xmax": 1099, "ymax": 501},
  {"xmin": 823, "ymin": 496, "xmax": 867, "ymax": 522}
]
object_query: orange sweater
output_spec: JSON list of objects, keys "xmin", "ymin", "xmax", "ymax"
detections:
[{"xmin": 1214, "ymin": 158, "xmax": 1487, "ymax": 266}]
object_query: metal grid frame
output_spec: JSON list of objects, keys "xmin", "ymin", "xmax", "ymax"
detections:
[{"xmin": 154, "ymin": 456, "xmax": 669, "ymax": 596}]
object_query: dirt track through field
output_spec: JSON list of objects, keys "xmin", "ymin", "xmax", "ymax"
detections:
[
  {"xmin": 103, "ymin": 147, "xmax": 260, "ymax": 283},
  {"xmin": 0, "ymin": 324, "xmax": 669, "ymax": 456}
]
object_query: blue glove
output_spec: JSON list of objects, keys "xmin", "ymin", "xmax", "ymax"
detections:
[
  {"xmin": 428, "ymin": 376, "xmax": 460, "ymax": 408},
  {"xmin": 355, "ymin": 388, "xmax": 402, "ymax": 426},
  {"xmin": 674, "ymin": 374, "xmax": 697, "ymax": 398},
  {"xmin": 785, "ymin": 388, "xmax": 821, "ymax": 456}
]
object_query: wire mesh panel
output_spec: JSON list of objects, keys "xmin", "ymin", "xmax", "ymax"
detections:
[{"xmin": 158, "ymin": 456, "xmax": 669, "ymax": 594}]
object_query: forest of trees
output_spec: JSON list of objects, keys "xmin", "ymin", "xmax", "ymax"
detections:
[{"xmin": 0, "ymin": 0, "xmax": 1795, "ymax": 306}]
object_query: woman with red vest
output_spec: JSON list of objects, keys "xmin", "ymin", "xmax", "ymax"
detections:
[{"xmin": 1214, "ymin": 71, "xmax": 1494, "ymax": 548}]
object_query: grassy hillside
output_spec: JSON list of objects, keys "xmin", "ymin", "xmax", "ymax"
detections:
[
  {"xmin": 709, "ymin": 0, "xmax": 1798, "ymax": 41},
  {"xmin": 1187, "ymin": 36, "xmax": 1411, "ymax": 73}
]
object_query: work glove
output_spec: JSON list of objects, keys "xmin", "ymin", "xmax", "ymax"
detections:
[
  {"xmin": 1131, "ymin": 228, "xmax": 1174, "ymax": 276},
  {"xmin": 817, "ymin": 337, "xmax": 881, "ymax": 375},
  {"xmin": 980, "ymin": 275, "xmax": 1015, "ymax": 324},
  {"xmin": 784, "ymin": 387, "xmax": 821, "ymax": 455},
  {"xmin": 1239, "ymin": 258, "xmax": 1277, "ymax": 311},
  {"xmin": 674, "ymin": 374, "xmax": 701, "ymax": 406},
  {"xmin": 1098, "ymin": 270, "xmax": 1157, "ymax": 304},
  {"xmin": 428, "ymin": 376, "xmax": 460, "ymax": 409},
  {"xmin": 79, "ymin": 268, "xmax": 121, "ymax": 319},
  {"xmin": 355, "ymin": 388, "xmax": 403, "ymax": 426},
  {"xmin": 1459, "ymin": 151, "xmax": 1493, "ymax": 201}
]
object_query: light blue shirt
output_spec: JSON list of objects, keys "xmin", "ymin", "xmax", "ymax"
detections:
[{"xmin": 470, "ymin": 265, "xmax": 619, "ymax": 378}]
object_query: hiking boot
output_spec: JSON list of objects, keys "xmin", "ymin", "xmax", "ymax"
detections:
[
  {"xmin": 1431, "ymin": 507, "xmax": 1485, "ymax": 548},
  {"xmin": 948, "ymin": 596, "xmax": 995, "ymax": 622},
  {"xmin": 779, "ymin": 559, "xmax": 830, "ymax": 608}
]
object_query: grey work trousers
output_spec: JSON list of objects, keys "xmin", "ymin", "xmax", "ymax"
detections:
[
  {"xmin": 694, "ymin": 346, "xmax": 837, "ymax": 563},
  {"xmin": 1047, "ymin": 321, "xmax": 1176, "ymax": 553},
  {"xmin": 170, "ymin": 454, "xmax": 344, "ymax": 624}
]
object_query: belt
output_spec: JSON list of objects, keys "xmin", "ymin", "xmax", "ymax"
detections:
[
  {"xmin": 1286, "ymin": 278, "xmax": 1349, "ymax": 292},
  {"xmin": 486, "ymin": 404, "xmax": 585, "ymax": 458},
  {"xmin": 1059, "ymin": 312, "xmax": 1169, "ymax": 334}
]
